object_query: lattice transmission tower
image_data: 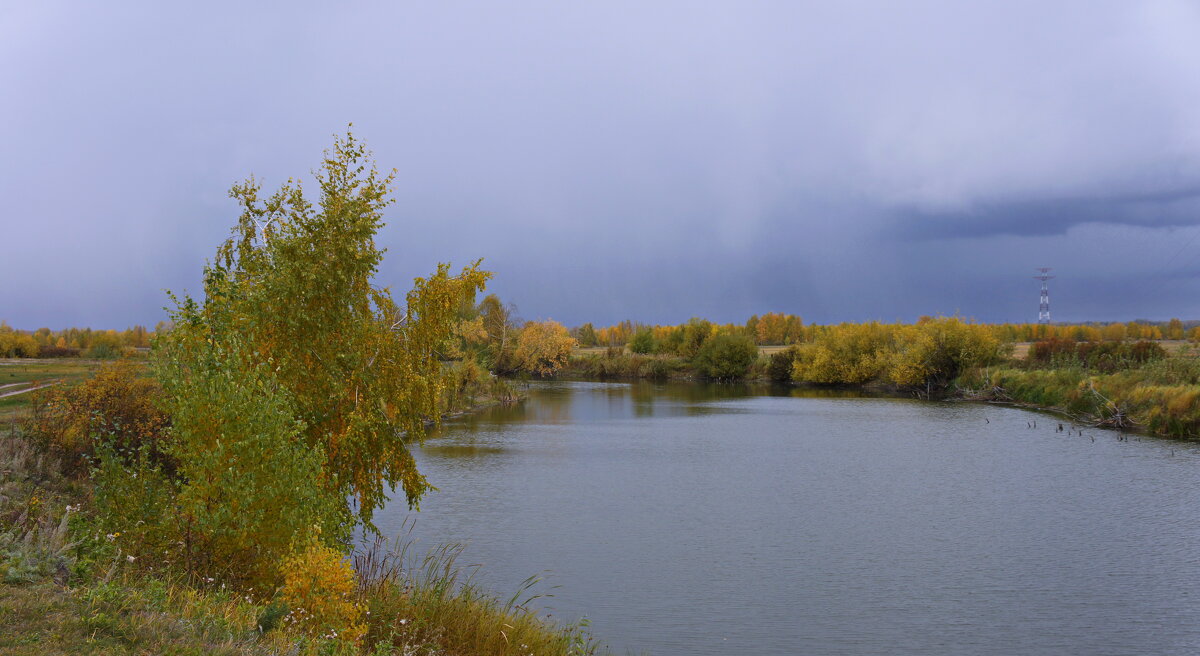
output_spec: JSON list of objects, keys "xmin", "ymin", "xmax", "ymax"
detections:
[{"xmin": 1033, "ymin": 267, "xmax": 1054, "ymax": 324}]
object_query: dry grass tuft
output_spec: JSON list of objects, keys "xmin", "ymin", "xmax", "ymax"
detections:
[{"xmin": 354, "ymin": 527, "xmax": 603, "ymax": 656}]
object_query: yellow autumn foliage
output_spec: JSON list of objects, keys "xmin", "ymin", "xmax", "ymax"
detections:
[
  {"xmin": 514, "ymin": 320, "xmax": 577, "ymax": 376},
  {"xmin": 25, "ymin": 359, "xmax": 170, "ymax": 475},
  {"xmin": 278, "ymin": 529, "xmax": 366, "ymax": 645},
  {"xmin": 793, "ymin": 317, "xmax": 1006, "ymax": 389}
]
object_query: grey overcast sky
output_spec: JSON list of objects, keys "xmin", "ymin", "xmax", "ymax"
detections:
[{"xmin": 4, "ymin": 1, "xmax": 1200, "ymax": 329}]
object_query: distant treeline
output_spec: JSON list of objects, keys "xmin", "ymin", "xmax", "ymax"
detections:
[
  {"xmin": 572, "ymin": 314, "xmax": 1199, "ymax": 348},
  {"xmin": 564, "ymin": 313, "xmax": 1198, "ymax": 391},
  {"xmin": 568, "ymin": 313, "xmax": 1200, "ymax": 437},
  {"xmin": 568, "ymin": 316, "xmax": 1011, "ymax": 388},
  {"xmin": 0, "ymin": 321, "xmax": 166, "ymax": 358}
]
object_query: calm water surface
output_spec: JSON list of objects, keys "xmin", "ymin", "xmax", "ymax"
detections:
[{"xmin": 374, "ymin": 381, "xmax": 1200, "ymax": 655}]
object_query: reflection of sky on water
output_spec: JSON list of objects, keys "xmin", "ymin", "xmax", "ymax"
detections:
[{"xmin": 393, "ymin": 380, "xmax": 1200, "ymax": 656}]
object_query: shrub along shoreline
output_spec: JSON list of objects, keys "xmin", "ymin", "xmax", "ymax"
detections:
[
  {"xmin": 953, "ymin": 361, "xmax": 1200, "ymax": 439},
  {"xmin": 1, "ymin": 361, "xmax": 599, "ymax": 656},
  {"xmin": 559, "ymin": 321, "xmax": 1200, "ymax": 440}
]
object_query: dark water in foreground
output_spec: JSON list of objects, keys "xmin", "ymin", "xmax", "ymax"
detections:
[{"xmin": 374, "ymin": 380, "xmax": 1200, "ymax": 655}]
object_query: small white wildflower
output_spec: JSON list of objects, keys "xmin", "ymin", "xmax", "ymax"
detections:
[
  {"xmin": 127, "ymin": 555, "xmax": 136, "ymax": 563},
  {"xmin": 398, "ymin": 618, "xmax": 407, "ymax": 625}
]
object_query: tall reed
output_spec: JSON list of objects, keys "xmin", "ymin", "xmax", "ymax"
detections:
[{"xmin": 354, "ymin": 524, "xmax": 603, "ymax": 656}]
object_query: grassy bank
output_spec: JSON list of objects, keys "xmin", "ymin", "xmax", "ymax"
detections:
[
  {"xmin": 0, "ymin": 435, "xmax": 599, "ymax": 655},
  {"xmin": 1, "ymin": 360, "xmax": 601, "ymax": 656},
  {"xmin": 956, "ymin": 356, "xmax": 1200, "ymax": 438}
]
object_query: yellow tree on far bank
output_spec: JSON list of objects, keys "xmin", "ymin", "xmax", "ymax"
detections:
[{"xmin": 514, "ymin": 320, "xmax": 576, "ymax": 376}]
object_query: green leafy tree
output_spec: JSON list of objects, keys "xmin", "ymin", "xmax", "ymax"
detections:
[
  {"xmin": 158, "ymin": 130, "xmax": 489, "ymax": 542},
  {"xmin": 666, "ymin": 318, "xmax": 713, "ymax": 358},
  {"xmin": 693, "ymin": 333, "xmax": 759, "ymax": 381},
  {"xmin": 83, "ymin": 331, "xmax": 122, "ymax": 359},
  {"xmin": 887, "ymin": 317, "xmax": 1006, "ymax": 390},
  {"xmin": 478, "ymin": 294, "xmax": 519, "ymax": 372},
  {"xmin": 628, "ymin": 327, "xmax": 658, "ymax": 354},
  {"xmin": 767, "ymin": 346, "xmax": 801, "ymax": 382},
  {"xmin": 575, "ymin": 322, "xmax": 598, "ymax": 347},
  {"xmin": 155, "ymin": 330, "xmax": 342, "ymax": 585}
]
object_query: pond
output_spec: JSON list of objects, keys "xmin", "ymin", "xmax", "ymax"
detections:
[{"xmin": 374, "ymin": 380, "xmax": 1200, "ymax": 655}]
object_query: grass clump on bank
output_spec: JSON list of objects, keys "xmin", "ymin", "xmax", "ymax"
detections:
[
  {"xmin": 356, "ymin": 536, "xmax": 596, "ymax": 656},
  {"xmin": 958, "ymin": 351, "xmax": 1200, "ymax": 438}
]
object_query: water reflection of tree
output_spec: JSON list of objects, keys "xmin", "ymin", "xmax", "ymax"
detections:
[
  {"xmin": 434, "ymin": 381, "xmax": 882, "ymax": 439},
  {"xmin": 786, "ymin": 387, "xmax": 877, "ymax": 400},
  {"xmin": 421, "ymin": 444, "xmax": 508, "ymax": 459}
]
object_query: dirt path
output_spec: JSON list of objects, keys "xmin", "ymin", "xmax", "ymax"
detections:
[{"xmin": 0, "ymin": 381, "xmax": 59, "ymax": 399}]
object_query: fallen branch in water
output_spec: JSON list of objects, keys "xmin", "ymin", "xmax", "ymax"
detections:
[{"xmin": 1086, "ymin": 379, "xmax": 1133, "ymax": 430}]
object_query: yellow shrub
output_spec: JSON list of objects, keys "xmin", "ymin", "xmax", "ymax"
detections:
[
  {"xmin": 513, "ymin": 320, "xmax": 577, "ymax": 376},
  {"xmin": 1166, "ymin": 387, "xmax": 1200, "ymax": 417},
  {"xmin": 278, "ymin": 530, "xmax": 366, "ymax": 645},
  {"xmin": 25, "ymin": 359, "xmax": 170, "ymax": 475}
]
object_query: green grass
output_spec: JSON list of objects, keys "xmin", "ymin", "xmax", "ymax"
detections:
[
  {"xmin": 0, "ymin": 359, "xmax": 105, "ymax": 423},
  {"xmin": 0, "ymin": 359, "xmax": 102, "ymax": 386},
  {"xmin": 0, "ymin": 578, "xmax": 313, "ymax": 656},
  {"xmin": 958, "ymin": 355, "xmax": 1200, "ymax": 438}
]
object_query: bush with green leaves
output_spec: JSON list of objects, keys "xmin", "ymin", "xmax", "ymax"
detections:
[
  {"xmin": 767, "ymin": 346, "xmax": 800, "ymax": 383},
  {"xmin": 153, "ymin": 331, "xmax": 345, "ymax": 587},
  {"xmin": 693, "ymin": 334, "xmax": 759, "ymax": 381},
  {"xmin": 627, "ymin": 328, "xmax": 658, "ymax": 354}
]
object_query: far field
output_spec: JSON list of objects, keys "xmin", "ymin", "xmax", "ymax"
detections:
[{"xmin": 0, "ymin": 359, "xmax": 105, "ymax": 423}]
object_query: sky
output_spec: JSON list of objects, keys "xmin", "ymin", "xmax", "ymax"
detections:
[{"xmin": 3, "ymin": 1, "xmax": 1200, "ymax": 329}]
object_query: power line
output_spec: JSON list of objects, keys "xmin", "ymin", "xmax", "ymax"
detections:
[{"xmin": 1033, "ymin": 267, "xmax": 1054, "ymax": 324}]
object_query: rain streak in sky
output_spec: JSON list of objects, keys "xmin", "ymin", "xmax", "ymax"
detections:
[{"xmin": 4, "ymin": 1, "xmax": 1200, "ymax": 328}]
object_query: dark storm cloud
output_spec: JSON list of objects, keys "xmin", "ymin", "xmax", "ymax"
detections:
[
  {"xmin": 3, "ymin": 1, "xmax": 1200, "ymax": 327},
  {"xmin": 893, "ymin": 185, "xmax": 1200, "ymax": 239}
]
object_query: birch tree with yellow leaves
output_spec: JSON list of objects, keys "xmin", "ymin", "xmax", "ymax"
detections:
[{"xmin": 153, "ymin": 131, "xmax": 488, "ymax": 581}]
